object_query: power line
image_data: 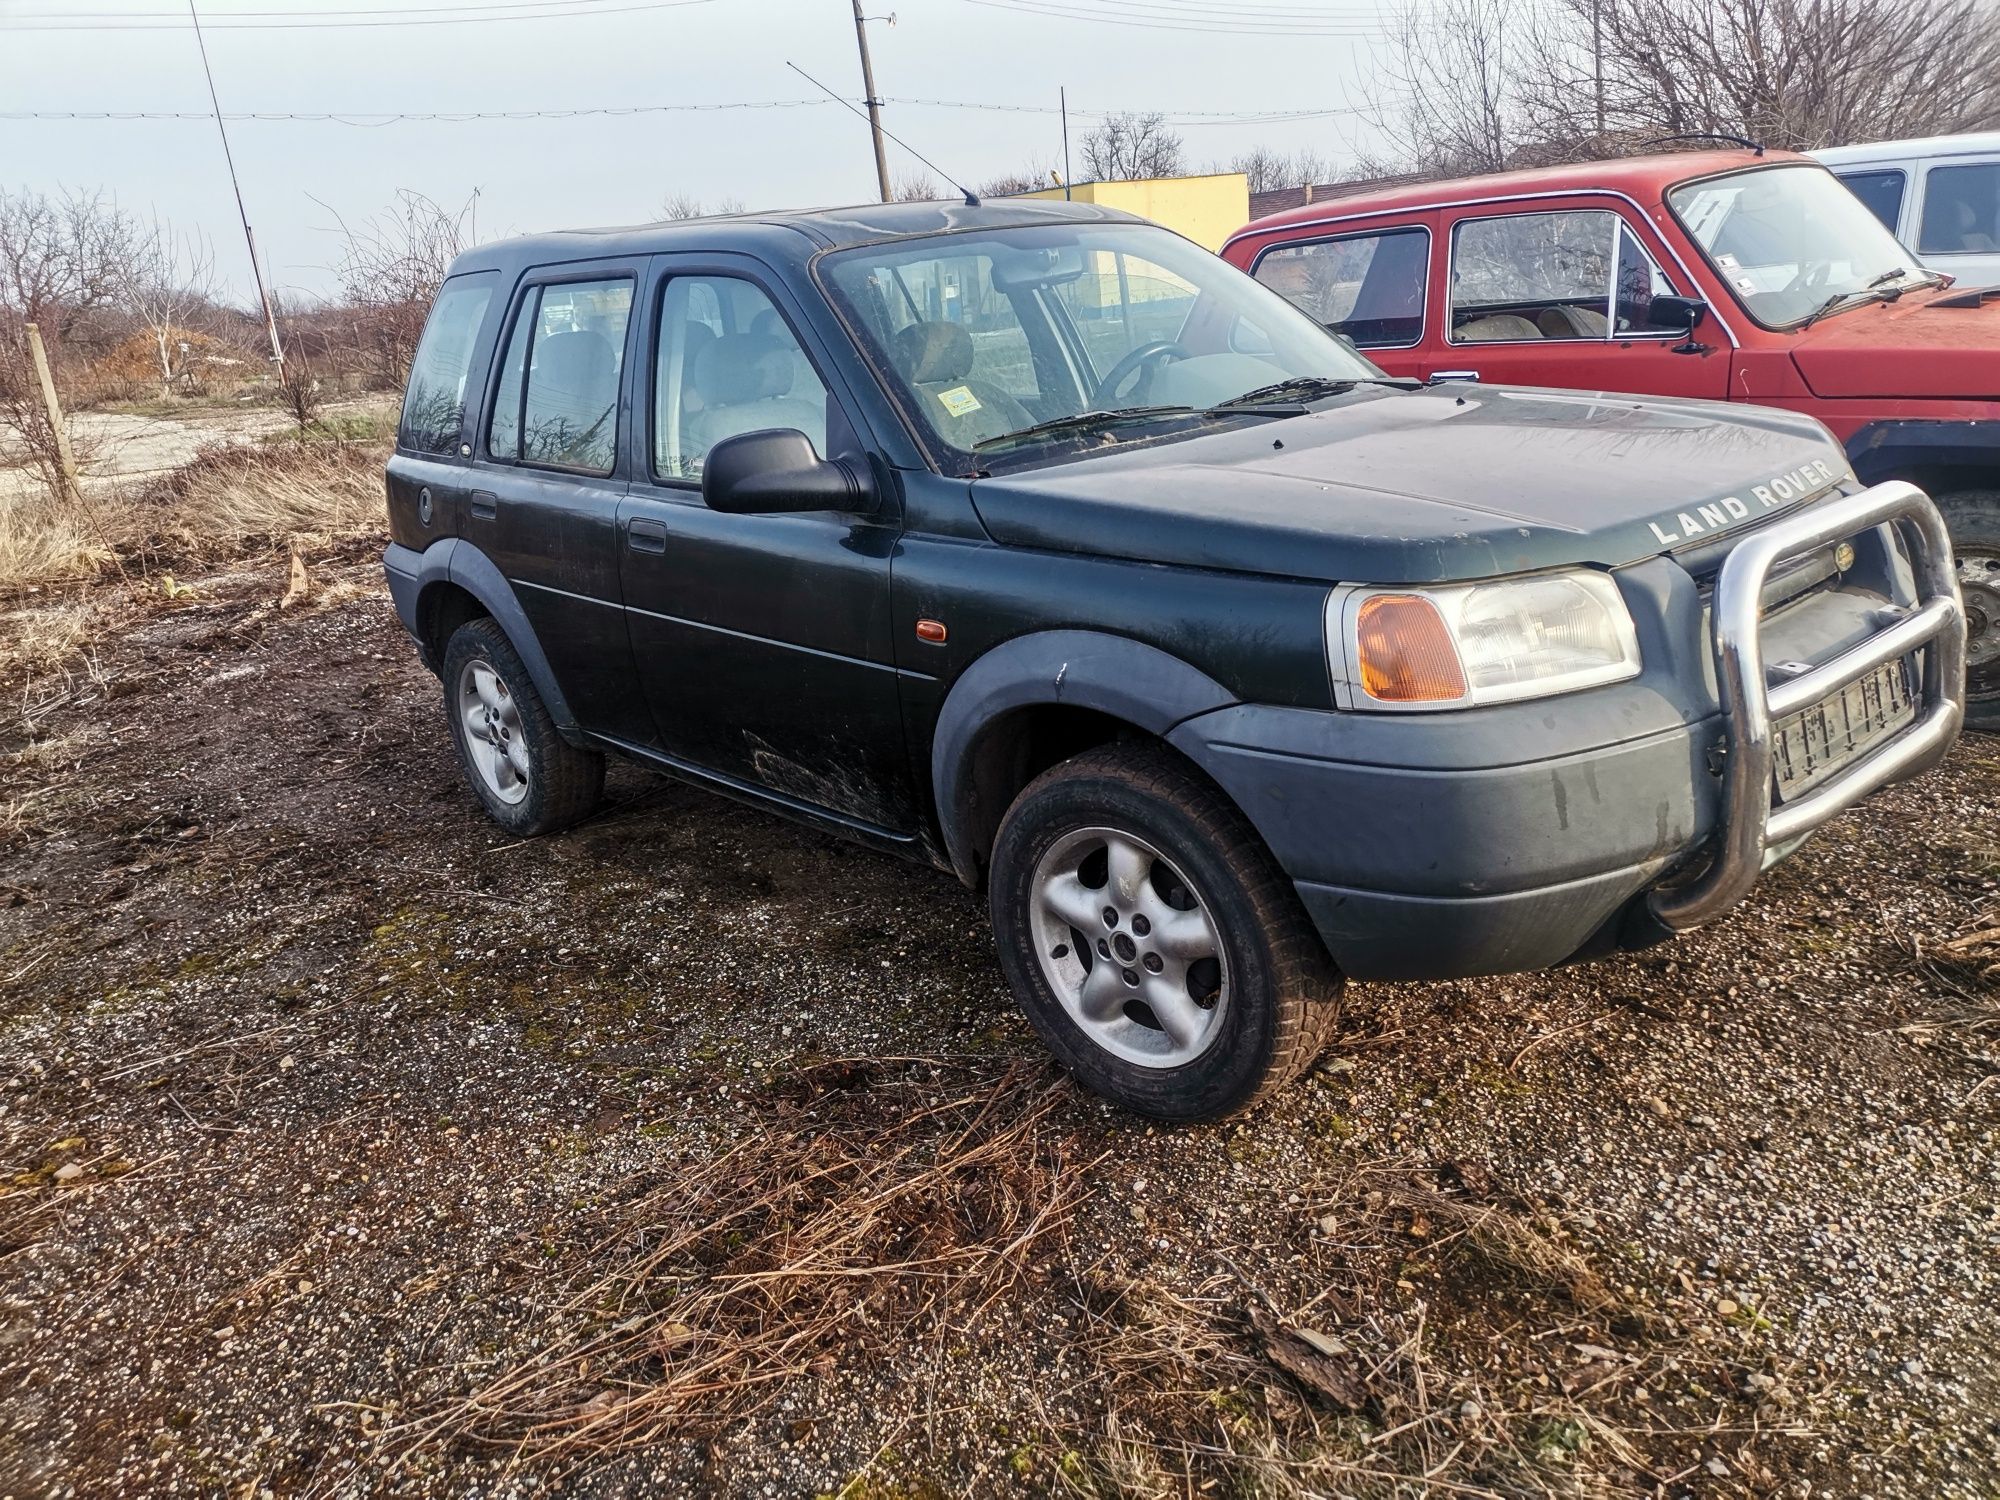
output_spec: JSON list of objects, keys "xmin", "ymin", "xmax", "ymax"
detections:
[
  {"xmin": 955, "ymin": 0, "xmax": 1401, "ymax": 34},
  {"xmin": 0, "ymin": 0, "xmax": 720, "ymax": 30},
  {"xmin": 0, "ymin": 96, "xmax": 1394, "ymax": 126}
]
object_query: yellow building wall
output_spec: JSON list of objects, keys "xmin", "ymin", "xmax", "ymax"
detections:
[{"xmin": 1018, "ymin": 172, "xmax": 1250, "ymax": 252}]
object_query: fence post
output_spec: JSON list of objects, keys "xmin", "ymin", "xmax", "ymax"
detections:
[{"xmin": 24, "ymin": 322, "xmax": 84, "ymax": 507}]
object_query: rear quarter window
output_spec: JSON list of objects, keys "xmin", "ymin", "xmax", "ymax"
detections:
[
  {"xmin": 399, "ymin": 272, "xmax": 497, "ymax": 455},
  {"xmin": 1251, "ymin": 227, "xmax": 1428, "ymax": 348}
]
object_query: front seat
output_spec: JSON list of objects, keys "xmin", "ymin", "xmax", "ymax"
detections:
[
  {"xmin": 528, "ymin": 329, "xmax": 619, "ymax": 468},
  {"xmin": 891, "ymin": 321, "xmax": 1034, "ymax": 450},
  {"xmin": 1455, "ymin": 312, "xmax": 1543, "ymax": 342},
  {"xmin": 1536, "ymin": 304, "xmax": 1608, "ymax": 338},
  {"xmin": 684, "ymin": 333, "xmax": 826, "ymax": 463}
]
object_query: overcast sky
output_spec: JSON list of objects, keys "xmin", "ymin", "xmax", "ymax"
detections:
[{"xmin": 0, "ymin": 0, "xmax": 1401, "ymax": 302}]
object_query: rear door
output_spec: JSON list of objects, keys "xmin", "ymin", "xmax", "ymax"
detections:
[
  {"xmin": 614, "ymin": 255, "xmax": 917, "ymax": 834},
  {"xmin": 1244, "ymin": 216, "xmax": 1436, "ymax": 379},
  {"xmin": 465, "ymin": 259, "xmax": 654, "ymax": 746},
  {"xmin": 1435, "ymin": 203, "xmax": 1730, "ymax": 400}
]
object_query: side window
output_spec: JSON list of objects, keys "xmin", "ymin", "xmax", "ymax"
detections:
[
  {"xmin": 1918, "ymin": 162, "xmax": 2000, "ymax": 255},
  {"xmin": 486, "ymin": 276, "xmax": 634, "ymax": 475},
  {"xmin": 652, "ymin": 276, "xmax": 831, "ymax": 481},
  {"xmin": 399, "ymin": 272, "xmax": 495, "ymax": 454},
  {"xmin": 1838, "ymin": 169, "xmax": 1907, "ymax": 233},
  {"xmin": 1451, "ymin": 210, "xmax": 1618, "ymax": 342},
  {"xmin": 1251, "ymin": 228, "xmax": 1427, "ymax": 348},
  {"xmin": 1051, "ymin": 250, "xmax": 1199, "ymax": 375}
]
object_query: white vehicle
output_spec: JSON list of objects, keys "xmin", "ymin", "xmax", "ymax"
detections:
[{"xmin": 1812, "ymin": 132, "xmax": 2000, "ymax": 288}]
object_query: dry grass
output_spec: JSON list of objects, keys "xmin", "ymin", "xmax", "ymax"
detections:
[
  {"xmin": 0, "ymin": 435, "xmax": 388, "ymax": 594},
  {"xmin": 399, "ymin": 1057, "xmax": 1094, "ymax": 1471},
  {"xmin": 1046, "ymin": 1159, "xmax": 1805, "ymax": 1497},
  {"xmin": 137, "ymin": 439, "xmax": 386, "ymax": 560}
]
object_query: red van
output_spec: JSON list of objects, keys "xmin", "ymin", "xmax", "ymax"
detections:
[{"xmin": 1223, "ymin": 149, "xmax": 2000, "ymax": 726}]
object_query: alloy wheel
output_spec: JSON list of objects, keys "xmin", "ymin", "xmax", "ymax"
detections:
[{"xmin": 1028, "ymin": 826, "xmax": 1229, "ymax": 1068}]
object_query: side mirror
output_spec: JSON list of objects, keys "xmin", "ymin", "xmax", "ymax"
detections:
[
  {"xmin": 700, "ymin": 429, "xmax": 875, "ymax": 516},
  {"xmin": 1651, "ymin": 294, "xmax": 1709, "ymax": 333}
]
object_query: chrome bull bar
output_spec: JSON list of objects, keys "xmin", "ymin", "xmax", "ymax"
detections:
[{"xmin": 1649, "ymin": 479, "xmax": 1965, "ymax": 932}]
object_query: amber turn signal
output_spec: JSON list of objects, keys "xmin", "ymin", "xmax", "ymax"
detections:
[
  {"xmin": 915, "ymin": 618, "xmax": 948, "ymax": 643},
  {"xmin": 1354, "ymin": 593, "xmax": 1468, "ymax": 702}
]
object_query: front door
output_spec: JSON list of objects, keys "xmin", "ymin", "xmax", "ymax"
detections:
[
  {"xmin": 1434, "ymin": 206, "xmax": 1731, "ymax": 400},
  {"xmin": 464, "ymin": 261, "xmax": 654, "ymax": 746},
  {"xmin": 615, "ymin": 259, "xmax": 917, "ymax": 834}
]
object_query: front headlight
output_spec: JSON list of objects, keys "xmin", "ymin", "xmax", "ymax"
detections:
[{"xmin": 1327, "ymin": 569, "xmax": 1641, "ymax": 710}]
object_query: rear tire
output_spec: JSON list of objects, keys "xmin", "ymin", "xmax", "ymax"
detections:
[
  {"xmin": 989, "ymin": 742, "xmax": 1343, "ymax": 1121},
  {"xmin": 441, "ymin": 617, "xmax": 604, "ymax": 836},
  {"xmin": 1937, "ymin": 491, "xmax": 2000, "ymax": 733}
]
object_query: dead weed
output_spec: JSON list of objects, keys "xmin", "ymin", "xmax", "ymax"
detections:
[{"xmin": 400, "ymin": 1057, "xmax": 1094, "ymax": 1468}]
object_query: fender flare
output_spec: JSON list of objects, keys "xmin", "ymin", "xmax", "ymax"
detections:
[
  {"xmin": 930, "ymin": 629, "xmax": 1238, "ymax": 884},
  {"xmin": 404, "ymin": 538, "xmax": 580, "ymax": 732},
  {"xmin": 1845, "ymin": 420, "xmax": 2000, "ymax": 488}
]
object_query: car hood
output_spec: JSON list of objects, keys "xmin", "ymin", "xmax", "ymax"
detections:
[
  {"xmin": 1789, "ymin": 283, "xmax": 2000, "ymax": 400},
  {"xmin": 968, "ymin": 384, "xmax": 1849, "ymax": 585}
]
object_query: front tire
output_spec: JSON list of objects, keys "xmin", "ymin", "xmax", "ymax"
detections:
[
  {"xmin": 1938, "ymin": 492, "xmax": 2000, "ymax": 733},
  {"xmin": 989, "ymin": 743, "xmax": 1342, "ymax": 1121},
  {"xmin": 441, "ymin": 617, "xmax": 604, "ymax": 836}
]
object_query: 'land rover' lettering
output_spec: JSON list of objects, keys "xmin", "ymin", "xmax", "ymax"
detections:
[{"xmin": 1645, "ymin": 459, "xmax": 1840, "ymax": 546}]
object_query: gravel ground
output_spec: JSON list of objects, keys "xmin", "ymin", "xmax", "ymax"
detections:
[{"xmin": 1, "ymin": 548, "xmax": 1996, "ymax": 1498}]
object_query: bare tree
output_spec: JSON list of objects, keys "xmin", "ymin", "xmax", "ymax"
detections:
[
  {"xmin": 1376, "ymin": 0, "xmax": 2000, "ymax": 174},
  {"xmin": 1375, "ymin": 0, "xmax": 1531, "ymax": 175},
  {"xmin": 0, "ymin": 187, "xmax": 140, "ymax": 349},
  {"xmin": 892, "ymin": 173, "xmax": 940, "ymax": 202},
  {"xmin": 317, "ymin": 188, "xmax": 481, "ymax": 387},
  {"xmin": 660, "ymin": 194, "xmax": 747, "ymax": 220},
  {"xmin": 976, "ymin": 163, "xmax": 1058, "ymax": 197},
  {"xmin": 118, "ymin": 215, "xmax": 218, "ymax": 396},
  {"xmin": 1226, "ymin": 146, "xmax": 1343, "ymax": 194},
  {"xmin": 1081, "ymin": 112, "xmax": 1187, "ymax": 181}
]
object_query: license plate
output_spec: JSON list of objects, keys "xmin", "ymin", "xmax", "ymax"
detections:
[{"xmin": 1771, "ymin": 659, "xmax": 1917, "ymax": 801}]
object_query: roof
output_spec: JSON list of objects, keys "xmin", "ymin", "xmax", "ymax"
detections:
[
  {"xmin": 449, "ymin": 197, "xmax": 1142, "ymax": 276},
  {"xmin": 1225, "ymin": 149, "xmax": 1809, "ymax": 245},
  {"xmin": 1810, "ymin": 131, "xmax": 2000, "ymax": 166}
]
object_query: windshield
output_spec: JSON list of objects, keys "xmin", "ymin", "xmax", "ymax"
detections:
[
  {"xmin": 1667, "ymin": 163, "xmax": 1934, "ymax": 329},
  {"xmin": 818, "ymin": 221, "xmax": 1383, "ymax": 469}
]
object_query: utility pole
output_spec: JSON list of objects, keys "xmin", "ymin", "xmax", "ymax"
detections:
[
  {"xmin": 849, "ymin": 0, "xmax": 893, "ymax": 203},
  {"xmin": 187, "ymin": 0, "xmax": 285, "ymax": 372},
  {"xmin": 1592, "ymin": 0, "xmax": 1606, "ymax": 138},
  {"xmin": 1060, "ymin": 87, "xmax": 1072, "ymax": 199}
]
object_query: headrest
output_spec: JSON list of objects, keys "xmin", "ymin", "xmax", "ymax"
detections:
[
  {"xmin": 692, "ymin": 333, "xmax": 793, "ymax": 405},
  {"xmin": 893, "ymin": 320, "xmax": 975, "ymax": 384},
  {"xmin": 534, "ymin": 330, "xmax": 615, "ymax": 395}
]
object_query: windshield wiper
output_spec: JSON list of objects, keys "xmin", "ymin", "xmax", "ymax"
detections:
[
  {"xmin": 1798, "ymin": 270, "xmax": 1917, "ymax": 329},
  {"xmin": 1208, "ymin": 373, "xmax": 1415, "ymax": 411},
  {"xmin": 970, "ymin": 405, "xmax": 1197, "ymax": 453}
]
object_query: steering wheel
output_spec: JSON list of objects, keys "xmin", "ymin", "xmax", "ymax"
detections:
[
  {"xmin": 1778, "ymin": 259, "xmax": 1832, "ymax": 300},
  {"xmin": 1092, "ymin": 340, "xmax": 1189, "ymax": 407}
]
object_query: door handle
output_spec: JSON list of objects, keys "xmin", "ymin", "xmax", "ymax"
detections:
[
  {"xmin": 626, "ymin": 517, "xmax": 668, "ymax": 554},
  {"xmin": 468, "ymin": 490, "xmax": 498, "ymax": 520},
  {"xmin": 1428, "ymin": 370, "xmax": 1480, "ymax": 385}
]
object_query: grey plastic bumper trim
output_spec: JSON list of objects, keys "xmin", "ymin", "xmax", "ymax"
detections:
[{"xmin": 1649, "ymin": 480, "xmax": 1965, "ymax": 931}]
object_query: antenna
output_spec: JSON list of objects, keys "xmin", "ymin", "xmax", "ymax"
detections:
[
  {"xmin": 786, "ymin": 60, "xmax": 980, "ymax": 207},
  {"xmin": 1642, "ymin": 132, "xmax": 1765, "ymax": 156}
]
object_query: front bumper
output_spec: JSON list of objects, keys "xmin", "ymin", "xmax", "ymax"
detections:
[{"xmin": 1172, "ymin": 480, "xmax": 1965, "ymax": 981}]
